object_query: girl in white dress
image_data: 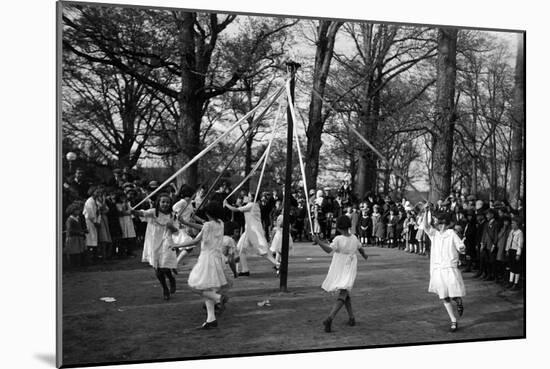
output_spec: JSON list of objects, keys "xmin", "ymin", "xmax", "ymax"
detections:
[
  {"xmin": 222, "ymin": 221, "xmax": 240, "ymax": 279},
  {"xmin": 83, "ymin": 187, "xmax": 101, "ymax": 261},
  {"xmin": 314, "ymin": 215, "xmax": 369, "ymax": 333},
  {"xmin": 270, "ymin": 214, "xmax": 294, "ymax": 271},
  {"xmin": 419, "ymin": 207, "xmax": 466, "ymax": 332},
  {"xmin": 115, "ymin": 192, "xmax": 136, "ymax": 257},
  {"xmin": 132, "ymin": 193, "xmax": 178, "ymax": 300},
  {"xmin": 172, "ymin": 185, "xmax": 198, "ymax": 269},
  {"xmin": 223, "ymin": 196, "xmax": 279, "ymax": 276},
  {"xmin": 173, "ymin": 201, "xmax": 229, "ymax": 329}
]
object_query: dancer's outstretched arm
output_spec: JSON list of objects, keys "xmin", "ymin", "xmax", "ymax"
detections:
[
  {"xmin": 180, "ymin": 218, "xmax": 203, "ymax": 231},
  {"xmin": 358, "ymin": 247, "xmax": 369, "ymax": 261},
  {"xmin": 313, "ymin": 235, "xmax": 333, "ymax": 254},
  {"xmin": 173, "ymin": 231, "xmax": 203, "ymax": 250}
]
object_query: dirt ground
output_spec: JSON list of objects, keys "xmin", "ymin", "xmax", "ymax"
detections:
[{"xmin": 61, "ymin": 242, "xmax": 525, "ymax": 367}]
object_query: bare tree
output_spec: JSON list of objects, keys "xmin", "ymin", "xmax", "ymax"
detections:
[
  {"xmin": 305, "ymin": 20, "xmax": 343, "ymax": 190},
  {"xmin": 62, "ymin": 5, "xmax": 296, "ymax": 187},
  {"xmin": 430, "ymin": 27, "xmax": 458, "ymax": 202}
]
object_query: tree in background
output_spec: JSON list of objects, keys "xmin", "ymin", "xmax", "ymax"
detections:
[
  {"xmin": 304, "ymin": 20, "xmax": 343, "ymax": 191},
  {"xmin": 63, "ymin": 4, "xmax": 296, "ymax": 188},
  {"xmin": 429, "ymin": 27, "xmax": 458, "ymax": 202},
  {"xmin": 508, "ymin": 33, "xmax": 525, "ymax": 208}
]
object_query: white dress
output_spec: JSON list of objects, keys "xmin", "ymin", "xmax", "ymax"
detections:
[
  {"xmin": 236, "ymin": 203, "xmax": 269, "ymax": 255},
  {"xmin": 270, "ymin": 215, "xmax": 294, "ymax": 253},
  {"xmin": 83, "ymin": 196, "xmax": 99, "ymax": 247},
  {"xmin": 321, "ymin": 235, "xmax": 361, "ymax": 292},
  {"xmin": 222, "ymin": 235, "xmax": 236, "ymax": 257},
  {"xmin": 172, "ymin": 198, "xmax": 195, "ymax": 243},
  {"xmin": 421, "ymin": 225, "xmax": 466, "ymax": 299},
  {"xmin": 140, "ymin": 209, "xmax": 177, "ymax": 269},
  {"xmin": 188, "ymin": 221, "xmax": 229, "ymax": 291},
  {"xmin": 116, "ymin": 202, "xmax": 136, "ymax": 239}
]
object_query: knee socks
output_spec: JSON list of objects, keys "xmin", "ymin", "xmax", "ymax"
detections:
[{"xmin": 443, "ymin": 299, "xmax": 457, "ymax": 322}]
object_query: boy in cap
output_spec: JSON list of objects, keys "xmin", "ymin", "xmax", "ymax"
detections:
[{"xmin": 477, "ymin": 208, "xmax": 499, "ymax": 280}]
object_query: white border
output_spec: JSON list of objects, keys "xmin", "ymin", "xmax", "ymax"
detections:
[{"xmin": 2, "ymin": 0, "xmax": 546, "ymax": 368}]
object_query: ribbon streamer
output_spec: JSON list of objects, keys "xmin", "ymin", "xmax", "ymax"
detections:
[
  {"xmin": 254, "ymin": 104, "xmax": 284, "ymax": 203},
  {"xmin": 285, "ymin": 81, "xmax": 315, "ymax": 234},
  {"xmin": 225, "ymin": 114, "xmax": 282, "ymax": 201},
  {"xmin": 131, "ymin": 84, "xmax": 286, "ymax": 210}
]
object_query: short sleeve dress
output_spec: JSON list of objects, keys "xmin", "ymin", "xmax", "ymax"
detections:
[
  {"xmin": 83, "ymin": 196, "xmax": 99, "ymax": 247},
  {"xmin": 236, "ymin": 203, "xmax": 269, "ymax": 255},
  {"xmin": 64, "ymin": 215, "xmax": 86, "ymax": 255},
  {"xmin": 116, "ymin": 201, "xmax": 136, "ymax": 239},
  {"xmin": 421, "ymin": 225, "xmax": 466, "ymax": 299},
  {"xmin": 372, "ymin": 213, "xmax": 385, "ymax": 239},
  {"xmin": 269, "ymin": 214, "xmax": 294, "ymax": 253},
  {"xmin": 141, "ymin": 209, "xmax": 177, "ymax": 269},
  {"xmin": 321, "ymin": 235, "xmax": 362, "ymax": 292},
  {"xmin": 188, "ymin": 221, "xmax": 229, "ymax": 291}
]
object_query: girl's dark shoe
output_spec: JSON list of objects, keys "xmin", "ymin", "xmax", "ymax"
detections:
[
  {"xmin": 323, "ymin": 318, "xmax": 332, "ymax": 333},
  {"xmin": 450, "ymin": 321, "xmax": 458, "ymax": 332},
  {"xmin": 238, "ymin": 271, "xmax": 250, "ymax": 277},
  {"xmin": 347, "ymin": 317, "xmax": 356, "ymax": 326},
  {"xmin": 217, "ymin": 295, "xmax": 229, "ymax": 315},
  {"xmin": 199, "ymin": 320, "xmax": 218, "ymax": 329},
  {"xmin": 455, "ymin": 299, "xmax": 464, "ymax": 316}
]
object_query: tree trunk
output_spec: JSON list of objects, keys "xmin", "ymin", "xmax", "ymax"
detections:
[
  {"xmin": 430, "ymin": 28, "xmax": 458, "ymax": 203},
  {"xmin": 383, "ymin": 168, "xmax": 391, "ymax": 194},
  {"xmin": 175, "ymin": 12, "xmax": 204, "ymax": 189},
  {"xmin": 356, "ymin": 77, "xmax": 381, "ymax": 198},
  {"xmin": 490, "ymin": 130, "xmax": 498, "ymax": 200},
  {"xmin": 471, "ymin": 158, "xmax": 478, "ymax": 196},
  {"xmin": 305, "ymin": 20, "xmax": 342, "ymax": 190},
  {"xmin": 349, "ymin": 150, "xmax": 356, "ymax": 194},
  {"xmin": 508, "ymin": 33, "xmax": 524, "ymax": 209}
]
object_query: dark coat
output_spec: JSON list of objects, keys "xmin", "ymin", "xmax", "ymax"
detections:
[{"xmin": 481, "ymin": 219, "xmax": 499, "ymax": 251}]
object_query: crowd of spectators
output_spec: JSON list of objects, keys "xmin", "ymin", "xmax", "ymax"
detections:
[{"xmin": 62, "ymin": 168, "xmax": 525, "ymax": 290}]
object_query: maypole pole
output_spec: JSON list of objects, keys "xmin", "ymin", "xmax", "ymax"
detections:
[{"xmin": 280, "ymin": 60, "xmax": 300, "ymax": 292}]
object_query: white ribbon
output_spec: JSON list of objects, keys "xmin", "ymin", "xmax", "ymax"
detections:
[
  {"xmin": 286, "ymin": 81, "xmax": 315, "ymax": 234},
  {"xmin": 225, "ymin": 112, "xmax": 282, "ymax": 202},
  {"xmin": 254, "ymin": 104, "xmax": 284, "ymax": 202},
  {"xmin": 131, "ymin": 83, "xmax": 286, "ymax": 210}
]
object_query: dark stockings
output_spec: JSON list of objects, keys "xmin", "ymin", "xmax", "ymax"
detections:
[{"xmin": 155, "ymin": 268, "xmax": 175, "ymax": 298}]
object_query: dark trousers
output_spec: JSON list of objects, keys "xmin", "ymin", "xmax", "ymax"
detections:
[
  {"xmin": 262, "ymin": 219, "xmax": 271, "ymax": 241},
  {"xmin": 478, "ymin": 248, "xmax": 490, "ymax": 277},
  {"xmin": 325, "ymin": 216, "xmax": 333, "ymax": 240},
  {"xmin": 488, "ymin": 249, "xmax": 498, "ymax": 278}
]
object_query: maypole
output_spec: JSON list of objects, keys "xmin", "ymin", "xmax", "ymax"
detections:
[{"xmin": 280, "ymin": 60, "xmax": 301, "ymax": 292}]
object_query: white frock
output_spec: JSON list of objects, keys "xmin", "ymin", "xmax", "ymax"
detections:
[
  {"xmin": 172, "ymin": 198, "xmax": 196, "ymax": 242},
  {"xmin": 83, "ymin": 196, "xmax": 99, "ymax": 247},
  {"xmin": 270, "ymin": 215, "xmax": 294, "ymax": 253},
  {"xmin": 116, "ymin": 202, "xmax": 136, "ymax": 239},
  {"xmin": 236, "ymin": 203, "xmax": 269, "ymax": 255},
  {"xmin": 140, "ymin": 209, "xmax": 177, "ymax": 269},
  {"xmin": 321, "ymin": 235, "xmax": 362, "ymax": 292},
  {"xmin": 188, "ymin": 221, "xmax": 229, "ymax": 291},
  {"xmin": 421, "ymin": 226, "xmax": 466, "ymax": 299}
]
